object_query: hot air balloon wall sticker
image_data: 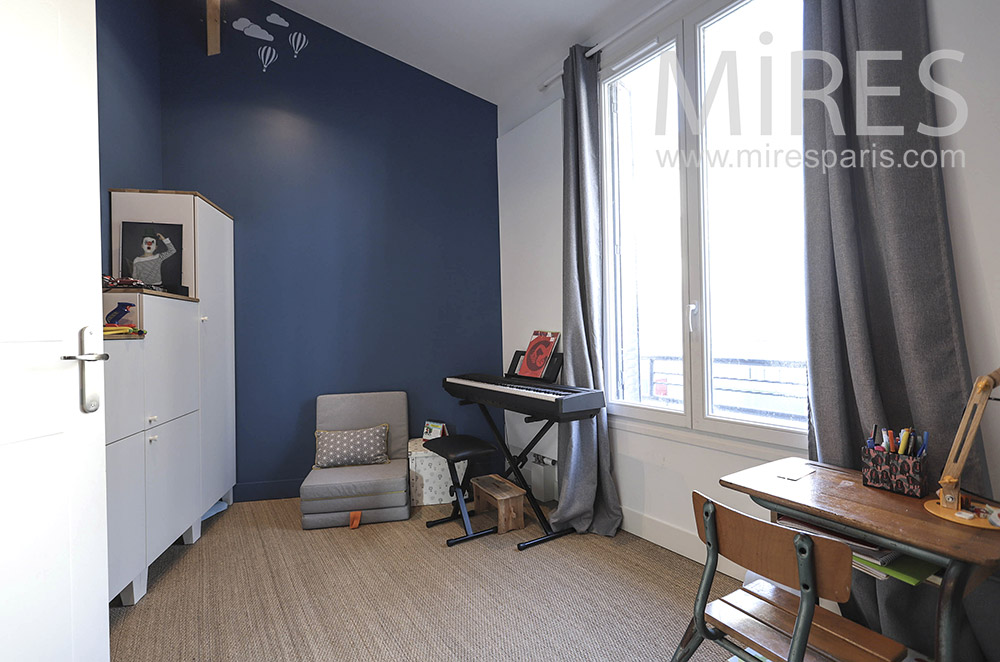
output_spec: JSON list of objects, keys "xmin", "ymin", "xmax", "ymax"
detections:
[
  {"xmin": 289, "ymin": 31, "xmax": 309, "ymax": 58},
  {"xmin": 258, "ymin": 45, "xmax": 278, "ymax": 72}
]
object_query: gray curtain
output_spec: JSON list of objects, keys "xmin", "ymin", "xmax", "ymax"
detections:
[
  {"xmin": 549, "ymin": 44, "xmax": 623, "ymax": 537},
  {"xmin": 804, "ymin": 0, "xmax": 995, "ymax": 658}
]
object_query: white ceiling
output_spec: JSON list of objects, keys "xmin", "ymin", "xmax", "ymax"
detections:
[{"xmin": 273, "ymin": 0, "xmax": 667, "ymax": 110}]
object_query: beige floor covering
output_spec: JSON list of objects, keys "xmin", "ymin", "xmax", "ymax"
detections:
[{"xmin": 109, "ymin": 498, "xmax": 738, "ymax": 661}]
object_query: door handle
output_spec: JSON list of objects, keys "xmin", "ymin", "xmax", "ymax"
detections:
[
  {"xmin": 61, "ymin": 353, "xmax": 110, "ymax": 362},
  {"xmin": 63, "ymin": 327, "xmax": 106, "ymax": 413}
]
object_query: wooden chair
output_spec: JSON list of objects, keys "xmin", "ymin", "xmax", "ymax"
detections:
[{"xmin": 670, "ymin": 492, "xmax": 907, "ymax": 662}]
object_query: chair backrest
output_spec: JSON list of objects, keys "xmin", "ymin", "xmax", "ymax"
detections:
[
  {"xmin": 316, "ymin": 391, "xmax": 409, "ymax": 460},
  {"xmin": 692, "ymin": 492, "xmax": 853, "ymax": 603}
]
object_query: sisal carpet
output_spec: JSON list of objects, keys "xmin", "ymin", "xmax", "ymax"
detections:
[{"xmin": 109, "ymin": 499, "xmax": 738, "ymax": 661}]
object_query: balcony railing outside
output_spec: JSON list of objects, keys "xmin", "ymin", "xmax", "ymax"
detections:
[{"xmin": 631, "ymin": 355, "xmax": 807, "ymax": 428}]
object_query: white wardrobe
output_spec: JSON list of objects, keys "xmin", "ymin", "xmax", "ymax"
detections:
[{"xmin": 104, "ymin": 190, "xmax": 236, "ymax": 604}]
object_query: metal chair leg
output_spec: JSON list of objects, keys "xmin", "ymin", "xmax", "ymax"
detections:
[
  {"xmin": 426, "ymin": 459, "xmax": 497, "ymax": 545},
  {"xmin": 426, "ymin": 494, "xmax": 476, "ymax": 528},
  {"xmin": 445, "ymin": 480, "xmax": 497, "ymax": 546},
  {"xmin": 670, "ymin": 618, "xmax": 705, "ymax": 662},
  {"xmin": 426, "ymin": 461, "xmax": 477, "ymax": 528},
  {"xmin": 936, "ymin": 560, "xmax": 974, "ymax": 662}
]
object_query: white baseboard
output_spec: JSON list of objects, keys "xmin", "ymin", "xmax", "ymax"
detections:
[
  {"xmin": 621, "ymin": 507, "xmax": 844, "ymax": 614},
  {"xmin": 621, "ymin": 505, "xmax": 746, "ymax": 581}
]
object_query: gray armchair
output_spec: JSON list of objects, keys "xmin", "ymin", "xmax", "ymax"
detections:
[{"xmin": 299, "ymin": 391, "xmax": 410, "ymax": 529}]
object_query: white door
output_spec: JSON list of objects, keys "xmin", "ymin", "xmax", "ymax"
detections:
[
  {"xmin": 196, "ymin": 199, "xmax": 237, "ymax": 510},
  {"xmin": 0, "ymin": 2, "xmax": 110, "ymax": 661}
]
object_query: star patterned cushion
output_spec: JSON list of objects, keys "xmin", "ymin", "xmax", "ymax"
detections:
[{"xmin": 314, "ymin": 424, "xmax": 390, "ymax": 468}]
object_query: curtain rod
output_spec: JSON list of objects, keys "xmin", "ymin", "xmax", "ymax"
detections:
[
  {"xmin": 585, "ymin": 0, "xmax": 677, "ymax": 58},
  {"xmin": 538, "ymin": 0, "xmax": 679, "ymax": 92}
]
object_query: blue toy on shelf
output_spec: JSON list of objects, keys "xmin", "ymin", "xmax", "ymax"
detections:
[{"xmin": 105, "ymin": 302, "xmax": 135, "ymax": 325}]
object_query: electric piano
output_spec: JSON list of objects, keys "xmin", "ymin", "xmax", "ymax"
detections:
[
  {"xmin": 441, "ymin": 352, "xmax": 606, "ymax": 550},
  {"xmin": 442, "ymin": 374, "xmax": 605, "ymax": 422}
]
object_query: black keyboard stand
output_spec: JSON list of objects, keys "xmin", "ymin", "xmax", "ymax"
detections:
[
  {"xmin": 463, "ymin": 402, "xmax": 577, "ymax": 551},
  {"xmin": 504, "ymin": 418, "xmax": 554, "ymax": 477},
  {"xmin": 450, "ymin": 351, "xmax": 603, "ymax": 550}
]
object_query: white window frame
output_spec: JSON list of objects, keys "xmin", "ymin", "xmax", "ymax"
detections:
[{"xmin": 599, "ymin": 0, "xmax": 807, "ymax": 449}]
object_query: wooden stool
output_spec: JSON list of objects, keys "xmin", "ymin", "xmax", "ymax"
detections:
[{"xmin": 470, "ymin": 474, "xmax": 526, "ymax": 534}]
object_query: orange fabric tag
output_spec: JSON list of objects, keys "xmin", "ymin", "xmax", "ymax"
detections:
[{"xmin": 349, "ymin": 511, "xmax": 362, "ymax": 529}]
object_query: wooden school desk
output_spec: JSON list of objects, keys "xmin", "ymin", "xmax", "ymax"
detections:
[{"xmin": 720, "ymin": 457, "xmax": 1000, "ymax": 662}]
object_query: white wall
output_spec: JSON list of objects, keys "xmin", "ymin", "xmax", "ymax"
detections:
[
  {"xmin": 927, "ymin": 0, "xmax": 1000, "ymax": 497},
  {"xmin": 497, "ymin": 101, "xmax": 564, "ymax": 498},
  {"xmin": 611, "ymin": 417, "xmax": 803, "ymax": 577}
]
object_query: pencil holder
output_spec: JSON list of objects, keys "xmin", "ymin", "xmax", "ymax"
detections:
[{"xmin": 860, "ymin": 446, "xmax": 927, "ymax": 497}]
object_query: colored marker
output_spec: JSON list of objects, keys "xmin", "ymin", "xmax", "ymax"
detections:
[
  {"xmin": 899, "ymin": 428, "xmax": 911, "ymax": 455},
  {"xmin": 917, "ymin": 431, "xmax": 929, "ymax": 458}
]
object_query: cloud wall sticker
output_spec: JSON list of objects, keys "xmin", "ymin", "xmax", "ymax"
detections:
[
  {"xmin": 266, "ymin": 13, "xmax": 289, "ymax": 27},
  {"xmin": 244, "ymin": 24, "xmax": 274, "ymax": 41},
  {"xmin": 232, "ymin": 17, "xmax": 274, "ymax": 42}
]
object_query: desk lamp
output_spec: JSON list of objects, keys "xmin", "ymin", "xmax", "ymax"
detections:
[{"xmin": 925, "ymin": 366, "xmax": 1000, "ymax": 528}]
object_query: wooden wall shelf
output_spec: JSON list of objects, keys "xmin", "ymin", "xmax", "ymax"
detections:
[{"xmin": 103, "ymin": 287, "xmax": 199, "ymax": 303}]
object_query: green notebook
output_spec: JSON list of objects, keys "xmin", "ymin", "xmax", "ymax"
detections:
[{"xmin": 853, "ymin": 554, "xmax": 942, "ymax": 586}]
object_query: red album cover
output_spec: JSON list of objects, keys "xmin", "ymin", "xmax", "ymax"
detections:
[{"xmin": 517, "ymin": 330, "xmax": 560, "ymax": 378}]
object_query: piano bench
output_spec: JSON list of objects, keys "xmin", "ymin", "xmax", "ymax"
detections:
[
  {"xmin": 471, "ymin": 474, "xmax": 527, "ymax": 534},
  {"xmin": 424, "ymin": 435, "xmax": 500, "ymax": 546},
  {"xmin": 422, "ymin": 434, "xmax": 496, "ymax": 463}
]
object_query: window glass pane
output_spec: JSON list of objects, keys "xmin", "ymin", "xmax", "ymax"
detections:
[
  {"xmin": 699, "ymin": 0, "xmax": 807, "ymax": 429},
  {"xmin": 608, "ymin": 44, "xmax": 684, "ymax": 412}
]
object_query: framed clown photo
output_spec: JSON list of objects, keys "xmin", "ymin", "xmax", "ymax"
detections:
[{"xmin": 118, "ymin": 221, "xmax": 186, "ymax": 295}]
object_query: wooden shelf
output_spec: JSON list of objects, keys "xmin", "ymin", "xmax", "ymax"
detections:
[{"xmin": 103, "ymin": 287, "xmax": 199, "ymax": 303}]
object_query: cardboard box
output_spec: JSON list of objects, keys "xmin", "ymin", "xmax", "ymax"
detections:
[{"xmin": 408, "ymin": 438, "xmax": 466, "ymax": 506}]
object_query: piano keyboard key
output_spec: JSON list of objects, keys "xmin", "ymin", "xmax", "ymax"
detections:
[{"xmin": 445, "ymin": 377, "xmax": 561, "ymax": 401}]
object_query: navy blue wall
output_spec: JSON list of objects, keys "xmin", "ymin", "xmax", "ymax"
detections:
[
  {"xmin": 156, "ymin": 0, "xmax": 502, "ymax": 499},
  {"xmin": 96, "ymin": 0, "xmax": 164, "ymax": 272}
]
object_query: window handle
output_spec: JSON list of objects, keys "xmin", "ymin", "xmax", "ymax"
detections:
[{"xmin": 688, "ymin": 302, "xmax": 699, "ymax": 333}]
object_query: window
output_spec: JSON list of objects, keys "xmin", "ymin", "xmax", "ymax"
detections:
[{"xmin": 602, "ymin": 0, "xmax": 806, "ymax": 445}]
